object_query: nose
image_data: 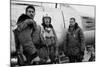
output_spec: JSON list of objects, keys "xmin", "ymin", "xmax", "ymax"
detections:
[{"xmin": 30, "ymin": 12, "xmax": 33, "ymax": 14}]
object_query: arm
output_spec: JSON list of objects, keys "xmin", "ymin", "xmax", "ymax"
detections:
[
  {"xmin": 17, "ymin": 19, "xmax": 34, "ymax": 31},
  {"xmin": 17, "ymin": 21, "xmax": 27, "ymax": 31},
  {"xmin": 52, "ymin": 28, "xmax": 57, "ymax": 43},
  {"xmin": 79, "ymin": 28, "xmax": 85, "ymax": 52},
  {"xmin": 40, "ymin": 26, "xmax": 46, "ymax": 45}
]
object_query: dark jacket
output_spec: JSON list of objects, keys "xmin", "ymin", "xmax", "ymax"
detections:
[
  {"xmin": 14, "ymin": 14, "xmax": 38, "ymax": 56},
  {"xmin": 64, "ymin": 23, "xmax": 85, "ymax": 56}
]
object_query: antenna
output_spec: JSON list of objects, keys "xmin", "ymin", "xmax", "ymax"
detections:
[{"xmin": 55, "ymin": 3, "xmax": 57, "ymax": 8}]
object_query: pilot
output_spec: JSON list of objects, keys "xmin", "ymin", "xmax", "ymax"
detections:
[
  {"xmin": 40, "ymin": 15, "xmax": 57, "ymax": 63},
  {"xmin": 64, "ymin": 17, "xmax": 85, "ymax": 62}
]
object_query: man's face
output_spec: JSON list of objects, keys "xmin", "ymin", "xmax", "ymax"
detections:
[
  {"xmin": 26, "ymin": 8, "xmax": 35, "ymax": 19},
  {"xmin": 70, "ymin": 19, "xmax": 76, "ymax": 26}
]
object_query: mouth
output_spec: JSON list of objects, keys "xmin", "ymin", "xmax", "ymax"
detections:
[{"xmin": 30, "ymin": 15, "xmax": 33, "ymax": 18}]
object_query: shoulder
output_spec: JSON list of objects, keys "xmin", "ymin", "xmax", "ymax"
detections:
[
  {"xmin": 75, "ymin": 26, "xmax": 82, "ymax": 33},
  {"xmin": 40, "ymin": 25, "xmax": 45, "ymax": 33},
  {"xmin": 18, "ymin": 14, "xmax": 30, "ymax": 19},
  {"xmin": 78, "ymin": 27, "xmax": 82, "ymax": 32},
  {"xmin": 76, "ymin": 27, "xmax": 84, "ymax": 35},
  {"xmin": 17, "ymin": 14, "xmax": 31, "ymax": 24}
]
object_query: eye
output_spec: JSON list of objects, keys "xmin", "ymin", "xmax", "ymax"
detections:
[
  {"xmin": 28, "ymin": 11, "xmax": 31, "ymax": 13},
  {"xmin": 31, "ymin": 11, "xmax": 34, "ymax": 13}
]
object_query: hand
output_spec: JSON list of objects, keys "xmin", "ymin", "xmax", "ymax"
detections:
[
  {"xmin": 24, "ymin": 19, "xmax": 33, "ymax": 24},
  {"xmin": 17, "ymin": 22, "xmax": 27, "ymax": 31}
]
